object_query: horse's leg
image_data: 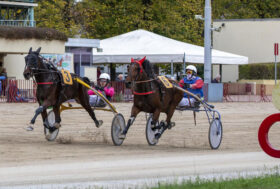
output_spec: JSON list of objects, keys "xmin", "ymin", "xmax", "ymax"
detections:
[
  {"xmin": 155, "ymin": 104, "xmax": 177, "ymax": 139},
  {"xmin": 79, "ymin": 94, "xmax": 103, "ymax": 128},
  {"xmin": 151, "ymin": 109, "xmax": 161, "ymax": 129},
  {"xmin": 27, "ymin": 101, "xmax": 52, "ymax": 131},
  {"xmin": 52, "ymin": 105, "xmax": 62, "ymax": 129},
  {"xmin": 41, "ymin": 109, "xmax": 48, "ymax": 128},
  {"xmin": 119, "ymin": 105, "xmax": 140, "ymax": 139}
]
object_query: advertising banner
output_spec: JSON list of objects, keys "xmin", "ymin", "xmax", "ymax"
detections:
[{"xmin": 42, "ymin": 53, "xmax": 73, "ymax": 72}]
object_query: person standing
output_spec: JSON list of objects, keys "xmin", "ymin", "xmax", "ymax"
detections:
[{"xmin": 0, "ymin": 67, "xmax": 7, "ymax": 96}]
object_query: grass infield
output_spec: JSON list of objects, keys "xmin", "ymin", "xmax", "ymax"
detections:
[{"xmin": 152, "ymin": 174, "xmax": 280, "ymax": 189}]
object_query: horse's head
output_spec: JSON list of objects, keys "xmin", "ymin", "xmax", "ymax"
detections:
[
  {"xmin": 126, "ymin": 56, "xmax": 147, "ymax": 83},
  {"xmin": 23, "ymin": 47, "xmax": 41, "ymax": 80}
]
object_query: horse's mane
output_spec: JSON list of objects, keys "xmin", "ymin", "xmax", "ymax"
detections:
[{"xmin": 142, "ymin": 59, "xmax": 155, "ymax": 79}]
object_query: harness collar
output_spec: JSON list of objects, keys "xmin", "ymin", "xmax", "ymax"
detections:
[
  {"xmin": 37, "ymin": 82, "xmax": 54, "ymax": 85},
  {"xmin": 133, "ymin": 91, "xmax": 155, "ymax": 95}
]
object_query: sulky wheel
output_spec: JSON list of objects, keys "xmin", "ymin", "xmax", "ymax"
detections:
[
  {"xmin": 208, "ymin": 118, "xmax": 223, "ymax": 149},
  {"xmin": 146, "ymin": 115, "xmax": 159, "ymax": 146},
  {"xmin": 44, "ymin": 110, "xmax": 59, "ymax": 141},
  {"xmin": 111, "ymin": 113, "xmax": 126, "ymax": 146}
]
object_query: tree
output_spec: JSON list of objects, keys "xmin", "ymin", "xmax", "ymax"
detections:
[{"xmin": 35, "ymin": 0, "xmax": 79, "ymax": 37}]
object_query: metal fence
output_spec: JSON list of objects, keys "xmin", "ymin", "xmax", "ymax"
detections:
[
  {"xmin": 0, "ymin": 79, "xmax": 273, "ymax": 103},
  {"xmin": 0, "ymin": 79, "xmax": 36, "ymax": 103},
  {"xmin": 223, "ymin": 83, "xmax": 272, "ymax": 102},
  {"xmin": 0, "ymin": 20, "xmax": 36, "ymax": 27}
]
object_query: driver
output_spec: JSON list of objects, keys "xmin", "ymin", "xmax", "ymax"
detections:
[
  {"xmin": 88, "ymin": 73, "xmax": 115, "ymax": 107},
  {"xmin": 178, "ymin": 65, "xmax": 204, "ymax": 107}
]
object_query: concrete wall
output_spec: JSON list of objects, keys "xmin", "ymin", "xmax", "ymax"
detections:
[
  {"xmin": 84, "ymin": 67, "xmax": 97, "ymax": 82},
  {"xmin": 0, "ymin": 38, "xmax": 65, "ymax": 54},
  {"xmin": 213, "ymin": 19, "xmax": 280, "ymax": 64},
  {"xmin": 0, "ymin": 38, "xmax": 66, "ymax": 79},
  {"xmin": 4, "ymin": 54, "xmax": 26, "ymax": 79}
]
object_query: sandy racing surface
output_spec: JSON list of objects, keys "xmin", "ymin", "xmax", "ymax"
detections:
[{"xmin": 1, "ymin": 102, "xmax": 280, "ymax": 188}]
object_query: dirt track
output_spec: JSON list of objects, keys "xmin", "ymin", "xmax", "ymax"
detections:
[{"xmin": 0, "ymin": 102, "xmax": 280, "ymax": 188}]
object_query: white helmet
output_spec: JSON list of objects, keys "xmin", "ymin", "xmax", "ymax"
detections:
[
  {"xmin": 99, "ymin": 73, "xmax": 110, "ymax": 80},
  {"xmin": 186, "ymin": 65, "xmax": 197, "ymax": 74}
]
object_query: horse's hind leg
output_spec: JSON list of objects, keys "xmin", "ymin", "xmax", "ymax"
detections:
[
  {"xmin": 79, "ymin": 97, "xmax": 102, "ymax": 128},
  {"xmin": 155, "ymin": 104, "xmax": 177, "ymax": 139},
  {"xmin": 41, "ymin": 109, "xmax": 48, "ymax": 128},
  {"xmin": 151, "ymin": 109, "xmax": 161, "ymax": 129}
]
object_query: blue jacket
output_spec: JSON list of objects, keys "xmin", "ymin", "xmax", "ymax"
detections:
[{"xmin": 182, "ymin": 76, "xmax": 204, "ymax": 98}]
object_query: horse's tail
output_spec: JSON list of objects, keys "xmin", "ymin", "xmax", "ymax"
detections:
[{"xmin": 82, "ymin": 77, "xmax": 91, "ymax": 86}]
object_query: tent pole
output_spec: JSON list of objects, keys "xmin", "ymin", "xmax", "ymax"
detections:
[
  {"xmin": 183, "ymin": 52, "xmax": 186, "ymax": 75},
  {"xmin": 171, "ymin": 60, "xmax": 174, "ymax": 77}
]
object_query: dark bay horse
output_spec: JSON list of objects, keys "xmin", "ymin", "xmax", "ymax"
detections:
[
  {"xmin": 23, "ymin": 47, "xmax": 102, "ymax": 131},
  {"xmin": 120, "ymin": 57, "xmax": 183, "ymax": 141}
]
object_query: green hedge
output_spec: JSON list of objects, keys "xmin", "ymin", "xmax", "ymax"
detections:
[
  {"xmin": 0, "ymin": 26, "xmax": 67, "ymax": 41},
  {"xmin": 239, "ymin": 63, "xmax": 280, "ymax": 79}
]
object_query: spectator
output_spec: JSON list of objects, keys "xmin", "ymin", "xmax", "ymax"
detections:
[
  {"xmin": 116, "ymin": 74, "xmax": 124, "ymax": 82},
  {"xmin": 97, "ymin": 67, "xmax": 101, "ymax": 79},
  {"xmin": 212, "ymin": 74, "xmax": 221, "ymax": 83},
  {"xmin": 0, "ymin": 67, "xmax": 7, "ymax": 97}
]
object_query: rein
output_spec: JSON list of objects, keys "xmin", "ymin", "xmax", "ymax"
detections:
[
  {"xmin": 26, "ymin": 55, "xmax": 60, "ymax": 85},
  {"xmin": 129, "ymin": 58, "xmax": 155, "ymax": 96},
  {"xmin": 131, "ymin": 75, "xmax": 155, "ymax": 96},
  {"xmin": 134, "ymin": 79, "xmax": 155, "ymax": 83}
]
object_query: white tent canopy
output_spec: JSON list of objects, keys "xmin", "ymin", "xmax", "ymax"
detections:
[{"xmin": 93, "ymin": 29, "xmax": 248, "ymax": 65}]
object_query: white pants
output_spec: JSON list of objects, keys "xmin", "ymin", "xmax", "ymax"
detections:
[
  {"xmin": 178, "ymin": 97, "xmax": 196, "ymax": 107},
  {"xmin": 89, "ymin": 95, "xmax": 102, "ymax": 106}
]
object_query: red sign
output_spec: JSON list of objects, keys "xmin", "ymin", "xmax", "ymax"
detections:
[
  {"xmin": 275, "ymin": 43, "xmax": 279, "ymax": 56},
  {"xmin": 258, "ymin": 113, "xmax": 280, "ymax": 158}
]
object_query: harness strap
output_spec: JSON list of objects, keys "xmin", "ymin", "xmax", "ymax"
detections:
[
  {"xmin": 134, "ymin": 79, "xmax": 155, "ymax": 83},
  {"xmin": 37, "ymin": 82, "xmax": 54, "ymax": 85},
  {"xmin": 133, "ymin": 91, "xmax": 155, "ymax": 95}
]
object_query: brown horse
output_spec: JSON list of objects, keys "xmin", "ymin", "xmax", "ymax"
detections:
[
  {"xmin": 23, "ymin": 47, "xmax": 102, "ymax": 132},
  {"xmin": 120, "ymin": 57, "xmax": 183, "ymax": 141}
]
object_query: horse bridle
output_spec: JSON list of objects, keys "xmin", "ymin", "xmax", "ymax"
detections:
[
  {"xmin": 129, "ymin": 61, "xmax": 155, "ymax": 95},
  {"xmin": 25, "ymin": 53, "xmax": 60, "ymax": 84}
]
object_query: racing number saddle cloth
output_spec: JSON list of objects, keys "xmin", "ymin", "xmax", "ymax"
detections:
[
  {"xmin": 61, "ymin": 69, "xmax": 73, "ymax": 85},
  {"xmin": 157, "ymin": 76, "xmax": 173, "ymax": 88}
]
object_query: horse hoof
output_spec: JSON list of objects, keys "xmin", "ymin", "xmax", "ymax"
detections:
[
  {"xmin": 118, "ymin": 134, "xmax": 126, "ymax": 139},
  {"xmin": 96, "ymin": 120, "xmax": 103, "ymax": 128},
  {"xmin": 168, "ymin": 122, "xmax": 176, "ymax": 129},
  {"xmin": 25, "ymin": 125, "xmax": 34, "ymax": 131},
  {"xmin": 152, "ymin": 138, "xmax": 158, "ymax": 144},
  {"xmin": 155, "ymin": 133, "xmax": 161, "ymax": 139},
  {"xmin": 53, "ymin": 123, "xmax": 61, "ymax": 129}
]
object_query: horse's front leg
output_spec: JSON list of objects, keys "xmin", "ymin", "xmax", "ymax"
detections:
[
  {"xmin": 26, "ymin": 101, "xmax": 51, "ymax": 131},
  {"xmin": 119, "ymin": 105, "xmax": 140, "ymax": 139}
]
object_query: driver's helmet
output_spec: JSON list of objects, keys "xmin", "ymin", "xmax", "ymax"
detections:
[
  {"xmin": 99, "ymin": 73, "xmax": 110, "ymax": 81},
  {"xmin": 186, "ymin": 65, "xmax": 197, "ymax": 75}
]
